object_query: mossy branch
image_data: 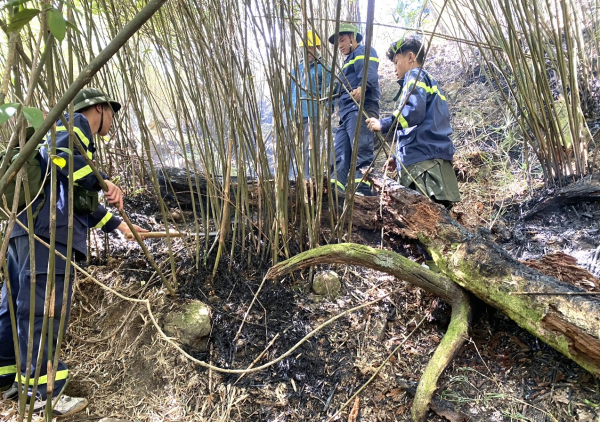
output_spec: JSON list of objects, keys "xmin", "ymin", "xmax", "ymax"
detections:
[{"xmin": 267, "ymin": 243, "xmax": 471, "ymax": 422}]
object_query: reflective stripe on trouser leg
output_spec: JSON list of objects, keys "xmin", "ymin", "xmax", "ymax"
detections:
[
  {"xmin": 10, "ymin": 236, "xmax": 74, "ymax": 400},
  {"xmin": 0, "ymin": 364, "xmax": 17, "ymax": 389},
  {"xmin": 355, "ymin": 112, "xmax": 375, "ymax": 173},
  {"xmin": 330, "ymin": 179, "xmax": 345, "ymax": 191},
  {"xmin": 331, "ymin": 111, "xmax": 375, "ymax": 188},
  {"xmin": 27, "ymin": 368, "xmax": 69, "ymax": 386}
]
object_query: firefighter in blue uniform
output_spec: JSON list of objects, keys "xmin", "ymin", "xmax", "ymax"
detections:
[
  {"xmin": 366, "ymin": 34, "xmax": 461, "ymax": 208},
  {"xmin": 329, "ymin": 23, "xmax": 380, "ymax": 197},
  {"xmin": 0, "ymin": 88, "xmax": 146, "ymax": 416}
]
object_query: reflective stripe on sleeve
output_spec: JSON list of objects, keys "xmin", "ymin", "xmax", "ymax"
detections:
[
  {"xmin": 343, "ymin": 55, "xmax": 380, "ymax": 69},
  {"xmin": 0, "ymin": 364, "xmax": 17, "ymax": 376},
  {"xmin": 393, "ymin": 110, "xmax": 409, "ymax": 129},
  {"xmin": 406, "ymin": 80, "xmax": 447, "ymax": 101},
  {"xmin": 28, "ymin": 369, "xmax": 68, "ymax": 386},
  {"xmin": 94, "ymin": 212, "xmax": 113, "ymax": 229},
  {"xmin": 56, "ymin": 126, "xmax": 91, "ymax": 147},
  {"xmin": 398, "ymin": 114, "xmax": 409, "ymax": 129},
  {"xmin": 72, "ymin": 165, "xmax": 93, "ymax": 181}
]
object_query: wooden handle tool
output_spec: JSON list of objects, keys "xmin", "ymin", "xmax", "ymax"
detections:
[
  {"xmin": 126, "ymin": 231, "xmax": 186, "ymax": 240},
  {"xmin": 125, "ymin": 231, "xmax": 218, "ymax": 240}
]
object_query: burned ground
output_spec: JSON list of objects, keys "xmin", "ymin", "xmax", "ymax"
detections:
[{"xmin": 1, "ymin": 181, "xmax": 600, "ymax": 422}]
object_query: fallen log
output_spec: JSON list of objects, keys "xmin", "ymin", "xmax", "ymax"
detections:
[
  {"xmin": 155, "ymin": 166, "xmax": 232, "ymax": 208},
  {"xmin": 348, "ymin": 179, "xmax": 600, "ymax": 377},
  {"xmin": 521, "ymin": 251, "xmax": 599, "ymax": 291}
]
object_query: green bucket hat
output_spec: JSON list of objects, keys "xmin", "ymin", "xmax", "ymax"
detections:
[
  {"xmin": 73, "ymin": 87, "xmax": 122, "ymax": 113},
  {"xmin": 328, "ymin": 23, "xmax": 363, "ymax": 44}
]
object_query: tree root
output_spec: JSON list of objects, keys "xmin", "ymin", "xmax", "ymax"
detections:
[
  {"xmin": 413, "ymin": 292, "xmax": 470, "ymax": 421},
  {"xmin": 266, "ymin": 243, "xmax": 472, "ymax": 422},
  {"xmin": 397, "ymin": 379, "xmax": 467, "ymax": 422}
]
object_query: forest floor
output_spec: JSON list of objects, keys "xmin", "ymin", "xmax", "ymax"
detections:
[{"xmin": 2, "ymin": 43, "xmax": 600, "ymax": 422}]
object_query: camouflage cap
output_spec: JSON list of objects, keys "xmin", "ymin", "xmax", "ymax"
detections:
[
  {"xmin": 328, "ymin": 22, "xmax": 363, "ymax": 44},
  {"xmin": 73, "ymin": 87, "xmax": 121, "ymax": 113}
]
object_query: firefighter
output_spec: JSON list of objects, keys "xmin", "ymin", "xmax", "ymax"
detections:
[
  {"xmin": 366, "ymin": 34, "xmax": 461, "ymax": 208},
  {"xmin": 0, "ymin": 87, "xmax": 147, "ymax": 417},
  {"xmin": 329, "ymin": 23, "xmax": 380, "ymax": 197},
  {"xmin": 290, "ymin": 30, "xmax": 331, "ymax": 181}
]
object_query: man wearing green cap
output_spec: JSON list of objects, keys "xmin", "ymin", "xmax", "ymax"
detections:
[
  {"xmin": 328, "ymin": 23, "xmax": 380, "ymax": 197},
  {"xmin": 365, "ymin": 34, "xmax": 460, "ymax": 208},
  {"xmin": 0, "ymin": 87, "xmax": 146, "ymax": 417}
]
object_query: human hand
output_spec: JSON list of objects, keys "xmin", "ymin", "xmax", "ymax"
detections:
[
  {"xmin": 365, "ymin": 117, "xmax": 381, "ymax": 132},
  {"xmin": 104, "ymin": 180, "xmax": 123, "ymax": 211},
  {"xmin": 350, "ymin": 87, "xmax": 362, "ymax": 102},
  {"xmin": 383, "ymin": 157, "xmax": 397, "ymax": 173},
  {"xmin": 117, "ymin": 221, "xmax": 149, "ymax": 241}
]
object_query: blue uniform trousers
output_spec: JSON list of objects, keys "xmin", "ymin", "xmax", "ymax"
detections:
[
  {"xmin": 0, "ymin": 235, "xmax": 73, "ymax": 400},
  {"xmin": 330, "ymin": 110, "xmax": 375, "ymax": 190}
]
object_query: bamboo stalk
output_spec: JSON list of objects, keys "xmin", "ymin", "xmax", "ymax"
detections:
[{"xmin": 0, "ymin": 0, "xmax": 169, "ymax": 200}]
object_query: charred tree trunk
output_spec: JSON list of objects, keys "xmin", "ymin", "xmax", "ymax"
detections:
[
  {"xmin": 348, "ymin": 179, "xmax": 600, "ymax": 377},
  {"xmin": 522, "ymin": 173, "xmax": 600, "ymax": 219}
]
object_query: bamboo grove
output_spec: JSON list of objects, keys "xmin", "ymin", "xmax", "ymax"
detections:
[
  {"xmin": 0, "ymin": 0, "xmax": 595, "ymax": 354},
  {"xmin": 1, "ymin": 0, "xmax": 598, "ymax": 270},
  {"xmin": 0, "ymin": 0, "xmax": 598, "ymax": 420},
  {"xmin": 436, "ymin": 0, "xmax": 598, "ymax": 185}
]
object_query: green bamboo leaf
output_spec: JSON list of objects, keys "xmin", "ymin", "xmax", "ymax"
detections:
[
  {"xmin": 22, "ymin": 107, "xmax": 44, "ymax": 130},
  {"xmin": 65, "ymin": 20, "xmax": 81, "ymax": 34},
  {"xmin": 47, "ymin": 8, "xmax": 66, "ymax": 41},
  {"xmin": 56, "ymin": 147, "xmax": 73, "ymax": 155},
  {"xmin": 0, "ymin": 103, "xmax": 20, "ymax": 126},
  {"xmin": 1, "ymin": 0, "xmax": 31, "ymax": 11},
  {"xmin": 7, "ymin": 8, "xmax": 40, "ymax": 33}
]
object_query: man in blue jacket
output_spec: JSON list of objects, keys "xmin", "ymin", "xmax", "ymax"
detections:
[
  {"xmin": 290, "ymin": 31, "xmax": 330, "ymax": 181},
  {"xmin": 0, "ymin": 88, "xmax": 146, "ymax": 416},
  {"xmin": 366, "ymin": 34, "xmax": 460, "ymax": 208},
  {"xmin": 329, "ymin": 23, "xmax": 380, "ymax": 197}
]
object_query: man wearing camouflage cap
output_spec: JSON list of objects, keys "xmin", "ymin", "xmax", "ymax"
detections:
[
  {"xmin": 0, "ymin": 87, "xmax": 147, "ymax": 417},
  {"xmin": 329, "ymin": 23, "xmax": 380, "ymax": 198}
]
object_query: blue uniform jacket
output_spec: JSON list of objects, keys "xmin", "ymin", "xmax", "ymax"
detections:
[
  {"xmin": 380, "ymin": 68, "xmax": 455, "ymax": 167},
  {"xmin": 336, "ymin": 44, "xmax": 380, "ymax": 119},
  {"xmin": 12, "ymin": 113, "xmax": 122, "ymax": 255},
  {"xmin": 291, "ymin": 60, "xmax": 330, "ymax": 118}
]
